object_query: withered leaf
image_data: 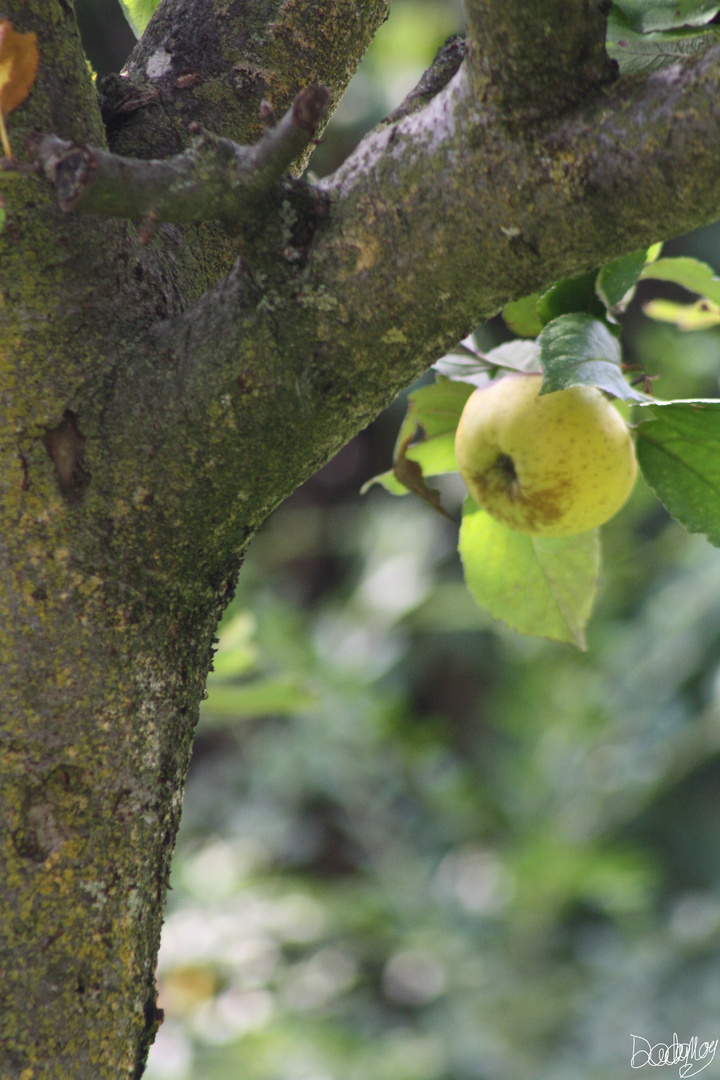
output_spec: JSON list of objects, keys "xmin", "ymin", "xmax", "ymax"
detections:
[{"xmin": 0, "ymin": 21, "xmax": 39, "ymax": 115}]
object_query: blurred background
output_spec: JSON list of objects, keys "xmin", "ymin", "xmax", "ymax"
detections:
[{"xmin": 78, "ymin": 3, "xmax": 720, "ymax": 1077}]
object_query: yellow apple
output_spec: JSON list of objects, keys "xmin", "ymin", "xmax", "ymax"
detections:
[{"xmin": 454, "ymin": 373, "xmax": 637, "ymax": 537}]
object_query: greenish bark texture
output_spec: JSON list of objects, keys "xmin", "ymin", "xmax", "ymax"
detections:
[{"xmin": 3, "ymin": 0, "xmax": 720, "ymax": 1076}]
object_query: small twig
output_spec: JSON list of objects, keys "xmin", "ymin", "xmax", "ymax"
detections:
[{"xmin": 32, "ymin": 86, "xmax": 330, "ymax": 227}]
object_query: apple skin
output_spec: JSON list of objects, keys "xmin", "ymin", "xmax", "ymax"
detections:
[{"xmin": 454, "ymin": 373, "xmax": 637, "ymax": 537}]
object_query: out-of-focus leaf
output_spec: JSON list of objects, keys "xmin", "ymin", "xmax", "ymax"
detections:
[
  {"xmin": 432, "ymin": 353, "xmax": 493, "ymax": 382},
  {"xmin": 393, "ymin": 420, "xmax": 456, "ymax": 521},
  {"xmin": 538, "ymin": 313, "xmax": 649, "ymax": 401},
  {"xmin": 360, "ymin": 469, "xmax": 409, "ymax": 496},
  {"xmin": 612, "ymin": 0, "xmax": 720, "ymax": 31},
  {"xmin": 458, "ymin": 498, "xmax": 600, "ymax": 648},
  {"xmin": 361, "ymin": 434, "xmax": 460, "ymax": 496},
  {"xmin": 537, "ymin": 271, "xmax": 606, "ymax": 326},
  {"xmin": 596, "ymin": 244, "xmax": 662, "ymax": 311},
  {"xmin": 211, "ymin": 611, "xmax": 258, "ymax": 678},
  {"xmin": 118, "ymin": 0, "xmax": 159, "ymax": 36},
  {"xmin": 636, "ymin": 400, "xmax": 720, "ymax": 546},
  {"xmin": 484, "ymin": 340, "xmax": 542, "ymax": 374},
  {"xmin": 643, "ymin": 297, "xmax": 720, "ymax": 330},
  {"xmin": 201, "ymin": 675, "xmax": 316, "ymax": 722},
  {"xmin": 503, "ymin": 293, "xmax": 544, "ymax": 337},
  {"xmin": 362, "ymin": 378, "xmax": 474, "ymax": 503},
  {"xmin": 640, "ymin": 256, "xmax": 720, "ymax": 306},
  {"xmin": 408, "ymin": 379, "xmax": 475, "ymax": 438},
  {"xmin": 606, "ymin": 8, "xmax": 720, "ymax": 74},
  {"xmin": 406, "ymin": 432, "xmax": 458, "ymax": 475},
  {"xmin": 434, "ymin": 341, "xmax": 541, "ymax": 383}
]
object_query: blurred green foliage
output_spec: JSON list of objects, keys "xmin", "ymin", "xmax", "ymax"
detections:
[
  {"xmin": 72, "ymin": 3, "xmax": 720, "ymax": 1078},
  {"xmin": 148, "ymin": 470, "xmax": 720, "ymax": 1079},
  {"xmin": 147, "ymin": 287, "xmax": 720, "ymax": 1077}
]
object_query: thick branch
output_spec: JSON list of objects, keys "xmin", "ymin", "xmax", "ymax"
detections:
[
  {"xmin": 108, "ymin": 0, "xmax": 392, "ymax": 163},
  {"xmin": 463, "ymin": 0, "xmax": 615, "ymax": 118},
  {"xmin": 35, "ymin": 88, "xmax": 329, "ymax": 225},
  {"xmin": 99, "ymin": 0, "xmax": 392, "ymax": 307},
  {"xmin": 109, "ymin": 41, "xmax": 720, "ymax": 536}
]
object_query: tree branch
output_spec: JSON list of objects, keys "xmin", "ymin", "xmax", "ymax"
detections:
[
  {"xmin": 34, "ymin": 88, "xmax": 329, "ymax": 225},
  {"xmin": 108, "ymin": 0, "xmax": 392, "ymax": 163},
  {"xmin": 105, "ymin": 41, "xmax": 720, "ymax": 542},
  {"xmin": 463, "ymin": 0, "xmax": 615, "ymax": 118},
  {"xmin": 98, "ymin": 0, "xmax": 393, "ymax": 310}
]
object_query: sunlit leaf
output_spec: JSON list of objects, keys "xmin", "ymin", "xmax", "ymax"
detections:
[
  {"xmin": 636, "ymin": 400, "xmax": 720, "ymax": 545},
  {"xmin": 596, "ymin": 244, "xmax": 662, "ymax": 311},
  {"xmin": 612, "ymin": 0, "xmax": 720, "ymax": 31},
  {"xmin": 201, "ymin": 675, "xmax": 316, "ymax": 722},
  {"xmin": 458, "ymin": 498, "xmax": 599, "ymax": 648},
  {"xmin": 503, "ymin": 293, "xmax": 544, "ymax": 337},
  {"xmin": 538, "ymin": 313, "xmax": 649, "ymax": 401},
  {"xmin": 118, "ymin": 0, "xmax": 160, "ymax": 36},
  {"xmin": 434, "ymin": 341, "xmax": 541, "ymax": 383},
  {"xmin": 643, "ymin": 297, "xmax": 720, "ymax": 330},
  {"xmin": 408, "ymin": 379, "xmax": 475, "ymax": 438},
  {"xmin": 432, "ymin": 353, "xmax": 493, "ymax": 382},
  {"xmin": 484, "ymin": 340, "xmax": 542, "ymax": 374},
  {"xmin": 361, "ymin": 434, "xmax": 460, "ymax": 496},
  {"xmin": 640, "ymin": 256, "xmax": 720, "ymax": 305},
  {"xmin": 211, "ymin": 610, "xmax": 258, "ymax": 678},
  {"xmin": 360, "ymin": 469, "xmax": 408, "ymax": 496},
  {"xmin": 363, "ymin": 379, "xmax": 473, "ymax": 507}
]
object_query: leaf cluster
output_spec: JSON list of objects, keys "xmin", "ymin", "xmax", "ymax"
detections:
[{"xmin": 368, "ymin": 247, "xmax": 720, "ymax": 648}]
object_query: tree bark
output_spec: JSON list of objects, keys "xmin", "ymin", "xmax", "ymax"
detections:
[{"xmin": 2, "ymin": 1, "xmax": 720, "ymax": 1076}]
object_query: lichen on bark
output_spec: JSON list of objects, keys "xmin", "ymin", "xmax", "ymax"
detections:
[{"xmin": 4, "ymin": 0, "xmax": 720, "ymax": 1076}]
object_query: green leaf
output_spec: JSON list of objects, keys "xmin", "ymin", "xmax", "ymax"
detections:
[
  {"xmin": 361, "ymin": 433, "xmax": 462, "ymax": 496},
  {"xmin": 432, "ymin": 354, "xmax": 493, "ymax": 381},
  {"xmin": 640, "ymin": 256, "xmax": 720, "ymax": 306},
  {"xmin": 606, "ymin": 8, "xmax": 720, "ymax": 74},
  {"xmin": 458, "ymin": 499, "xmax": 600, "ymax": 648},
  {"xmin": 406, "ymin": 432, "xmax": 458, "ymax": 475},
  {"xmin": 503, "ymin": 293, "xmax": 544, "ymax": 337},
  {"xmin": 363, "ymin": 379, "xmax": 474, "ymax": 501},
  {"xmin": 118, "ymin": 0, "xmax": 159, "ymax": 36},
  {"xmin": 484, "ymin": 340, "xmax": 542, "ymax": 374},
  {"xmin": 434, "ymin": 341, "xmax": 541, "ymax": 382},
  {"xmin": 409, "ymin": 379, "xmax": 475, "ymax": 438},
  {"xmin": 612, "ymin": 0, "xmax": 720, "ymax": 31},
  {"xmin": 537, "ymin": 271, "xmax": 607, "ymax": 326},
  {"xmin": 360, "ymin": 469, "xmax": 409, "ymax": 496},
  {"xmin": 596, "ymin": 244, "xmax": 662, "ymax": 311},
  {"xmin": 202, "ymin": 675, "xmax": 316, "ymax": 723},
  {"xmin": 643, "ymin": 297, "xmax": 720, "ymax": 330},
  {"xmin": 636, "ymin": 400, "xmax": 720, "ymax": 545},
  {"xmin": 211, "ymin": 611, "xmax": 258, "ymax": 679},
  {"xmin": 538, "ymin": 313, "xmax": 649, "ymax": 401}
]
